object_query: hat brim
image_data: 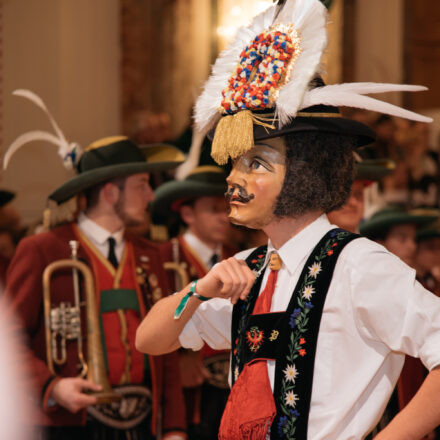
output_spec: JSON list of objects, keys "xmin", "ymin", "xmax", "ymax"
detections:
[
  {"xmin": 208, "ymin": 116, "xmax": 376, "ymax": 148},
  {"xmin": 356, "ymin": 160, "xmax": 395, "ymax": 181},
  {"xmin": 360, "ymin": 212, "xmax": 438, "ymax": 239},
  {"xmin": 152, "ymin": 180, "xmax": 227, "ymax": 220},
  {"xmin": 49, "ymin": 160, "xmax": 182, "ymax": 204},
  {"xmin": 0, "ymin": 190, "xmax": 15, "ymax": 207}
]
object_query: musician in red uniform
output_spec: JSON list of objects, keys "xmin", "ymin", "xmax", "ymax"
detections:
[
  {"xmin": 4, "ymin": 136, "xmax": 187, "ymax": 439},
  {"xmin": 153, "ymin": 165, "xmax": 235, "ymax": 439}
]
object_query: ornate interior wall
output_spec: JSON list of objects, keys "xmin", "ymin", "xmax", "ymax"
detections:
[{"xmin": 2, "ymin": 0, "xmax": 120, "ymax": 224}]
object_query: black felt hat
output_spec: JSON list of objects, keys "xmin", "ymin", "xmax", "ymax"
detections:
[
  {"xmin": 49, "ymin": 137, "xmax": 185, "ymax": 204},
  {"xmin": 208, "ymin": 104, "xmax": 376, "ymax": 149},
  {"xmin": 0, "ymin": 190, "xmax": 15, "ymax": 207}
]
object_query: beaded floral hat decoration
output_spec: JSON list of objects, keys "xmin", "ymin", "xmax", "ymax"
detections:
[{"xmin": 195, "ymin": 0, "xmax": 432, "ymax": 165}]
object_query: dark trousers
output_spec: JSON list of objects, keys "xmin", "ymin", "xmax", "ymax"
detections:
[
  {"xmin": 187, "ymin": 383, "xmax": 229, "ymax": 440},
  {"xmin": 39, "ymin": 417, "xmax": 153, "ymax": 440}
]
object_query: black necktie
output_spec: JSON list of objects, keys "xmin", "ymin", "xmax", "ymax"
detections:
[
  {"xmin": 209, "ymin": 253, "xmax": 219, "ymax": 268},
  {"xmin": 107, "ymin": 237, "xmax": 118, "ymax": 268}
]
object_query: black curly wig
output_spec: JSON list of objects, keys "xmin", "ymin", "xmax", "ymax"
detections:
[{"xmin": 273, "ymin": 131, "xmax": 355, "ymax": 218}]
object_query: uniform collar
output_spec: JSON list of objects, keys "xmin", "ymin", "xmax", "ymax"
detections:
[
  {"xmin": 264, "ymin": 214, "xmax": 334, "ymax": 275},
  {"xmin": 183, "ymin": 230, "xmax": 222, "ymax": 267},
  {"xmin": 78, "ymin": 212, "xmax": 125, "ymax": 247}
]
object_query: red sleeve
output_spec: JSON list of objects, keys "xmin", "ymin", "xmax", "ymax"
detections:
[
  {"xmin": 162, "ymin": 350, "xmax": 187, "ymax": 434},
  {"xmin": 4, "ymin": 236, "xmax": 58, "ymax": 410}
]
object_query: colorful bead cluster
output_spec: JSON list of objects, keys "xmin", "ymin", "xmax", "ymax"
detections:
[{"xmin": 220, "ymin": 24, "xmax": 301, "ymax": 115}]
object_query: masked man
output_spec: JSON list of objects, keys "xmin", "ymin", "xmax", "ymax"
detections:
[
  {"xmin": 136, "ymin": 1, "xmax": 440, "ymax": 439},
  {"xmin": 153, "ymin": 165, "xmax": 235, "ymax": 439},
  {"xmin": 4, "ymin": 136, "xmax": 187, "ymax": 440}
]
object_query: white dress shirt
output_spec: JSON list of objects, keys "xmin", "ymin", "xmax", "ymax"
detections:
[
  {"xmin": 183, "ymin": 230, "xmax": 222, "ymax": 269},
  {"xmin": 179, "ymin": 215, "xmax": 440, "ymax": 439},
  {"xmin": 77, "ymin": 212, "xmax": 125, "ymax": 262}
]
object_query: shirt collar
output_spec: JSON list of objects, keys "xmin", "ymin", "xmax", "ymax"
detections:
[
  {"xmin": 78, "ymin": 212, "xmax": 125, "ymax": 247},
  {"xmin": 264, "ymin": 214, "xmax": 334, "ymax": 275},
  {"xmin": 183, "ymin": 230, "xmax": 221, "ymax": 267}
]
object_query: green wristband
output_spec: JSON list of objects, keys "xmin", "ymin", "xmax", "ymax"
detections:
[{"xmin": 173, "ymin": 280, "xmax": 210, "ymax": 320}]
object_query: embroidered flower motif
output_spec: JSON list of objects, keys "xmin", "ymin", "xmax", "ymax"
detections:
[
  {"xmin": 327, "ymin": 250, "xmax": 334, "ymax": 256},
  {"xmin": 289, "ymin": 308, "xmax": 301, "ymax": 329},
  {"xmin": 302, "ymin": 285, "xmax": 315, "ymax": 300},
  {"xmin": 246, "ymin": 326, "xmax": 264, "ymax": 352},
  {"xmin": 299, "ymin": 338, "xmax": 306, "ymax": 345},
  {"xmin": 277, "ymin": 415, "xmax": 288, "ymax": 436},
  {"xmin": 284, "ymin": 391, "xmax": 299, "ymax": 408},
  {"xmin": 283, "ymin": 364, "xmax": 298, "ymax": 383},
  {"xmin": 304, "ymin": 301, "xmax": 314, "ymax": 310},
  {"xmin": 299, "ymin": 348, "xmax": 306, "ymax": 357},
  {"xmin": 308, "ymin": 261, "xmax": 322, "ymax": 278},
  {"xmin": 290, "ymin": 409, "xmax": 300, "ymax": 417}
]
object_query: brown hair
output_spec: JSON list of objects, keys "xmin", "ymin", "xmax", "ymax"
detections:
[{"xmin": 273, "ymin": 132, "xmax": 355, "ymax": 217}]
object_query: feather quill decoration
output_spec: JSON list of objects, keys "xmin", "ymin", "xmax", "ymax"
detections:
[
  {"xmin": 300, "ymin": 83, "xmax": 433, "ymax": 122},
  {"xmin": 3, "ymin": 89, "xmax": 81, "ymax": 170},
  {"xmin": 274, "ymin": 0, "xmax": 328, "ymax": 126}
]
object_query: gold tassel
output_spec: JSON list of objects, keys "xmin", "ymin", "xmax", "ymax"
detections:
[
  {"xmin": 211, "ymin": 110, "xmax": 277, "ymax": 165},
  {"xmin": 212, "ymin": 115, "xmax": 234, "ymax": 165}
]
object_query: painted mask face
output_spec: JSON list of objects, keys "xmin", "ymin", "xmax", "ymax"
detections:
[{"xmin": 225, "ymin": 137, "xmax": 286, "ymax": 229}]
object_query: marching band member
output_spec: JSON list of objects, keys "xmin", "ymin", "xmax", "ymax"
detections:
[
  {"xmin": 4, "ymin": 118, "xmax": 187, "ymax": 439},
  {"xmin": 154, "ymin": 165, "xmax": 235, "ymax": 439}
]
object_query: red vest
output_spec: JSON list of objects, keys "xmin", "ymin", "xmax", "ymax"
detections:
[{"xmin": 74, "ymin": 226, "xmax": 146, "ymax": 385}]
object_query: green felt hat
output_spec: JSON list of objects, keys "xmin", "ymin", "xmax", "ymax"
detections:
[
  {"xmin": 49, "ymin": 137, "xmax": 185, "ymax": 204},
  {"xmin": 0, "ymin": 190, "xmax": 15, "ymax": 207},
  {"xmin": 417, "ymin": 220, "xmax": 440, "ymax": 242},
  {"xmin": 360, "ymin": 206, "xmax": 439, "ymax": 240},
  {"xmin": 355, "ymin": 158, "xmax": 396, "ymax": 181},
  {"xmin": 152, "ymin": 165, "xmax": 228, "ymax": 218}
]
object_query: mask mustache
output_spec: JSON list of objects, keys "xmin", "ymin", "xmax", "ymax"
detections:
[{"xmin": 225, "ymin": 185, "xmax": 255, "ymax": 204}]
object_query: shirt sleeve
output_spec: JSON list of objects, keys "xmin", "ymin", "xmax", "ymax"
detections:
[
  {"xmin": 178, "ymin": 298, "xmax": 233, "ymax": 351},
  {"xmin": 178, "ymin": 247, "xmax": 255, "ymax": 351},
  {"xmin": 347, "ymin": 238, "xmax": 440, "ymax": 371}
]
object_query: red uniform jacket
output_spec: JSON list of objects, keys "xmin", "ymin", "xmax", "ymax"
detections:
[{"xmin": 5, "ymin": 223, "xmax": 186, "ymax": 435}]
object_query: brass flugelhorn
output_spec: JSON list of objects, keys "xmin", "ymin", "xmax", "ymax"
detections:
[
  {"xmin": 163, "ymin": 262, "xmax": 189, "ymax": 291},
  {"xmin": 43, "ymin": 240, "xmax": 120, "ymax": 403}
]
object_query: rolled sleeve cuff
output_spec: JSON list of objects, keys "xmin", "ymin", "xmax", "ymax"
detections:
[
  {"xmin": 179, "ymin": 318, "xmax": 205, "ymax": 351},
  {"xmin": 420, "ymin": 332, "xmax": 440, "ymax": 371}
]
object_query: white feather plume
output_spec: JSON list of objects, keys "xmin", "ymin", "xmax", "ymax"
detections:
[
  {"xmin": 174, "ymin": 127, "xmax": 207, "ymax": 181},
  {"xmin": 300, "ymin": 83, "xmax": 433, "ymax": 122},
  {"xmin": 195, "ymin": 0, "xmax": 328, "ymax": 131},
  {"xmin": 195, "ymin": 4, "xmax": 276, "ymax": 132},
  {"xmin": 274, "ymin": 0, "xmax": 328, "ymax": 126},
  {"xmin": 3, "ymin": 89, "xmax": 81, "ymax": 170}
]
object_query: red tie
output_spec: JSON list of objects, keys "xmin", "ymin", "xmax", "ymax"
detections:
[{"xmin": 219, "ymin": 253, "xmax": 281, "ymax": 440}]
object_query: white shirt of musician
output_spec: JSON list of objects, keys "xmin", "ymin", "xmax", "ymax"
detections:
[
  {"xmin": 183, "ymin": 230, "xmax": 222, "ymax": 269},
  {"xmin": 78, "ymin": 212, "xmax": 125, "ymax": 263},
  {"xmin": 179, "ymin": 214, "xmax": 440, "ymax": 440}
]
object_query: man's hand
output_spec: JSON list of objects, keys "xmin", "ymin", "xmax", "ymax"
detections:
[
  {"xmin": 196, "ymin": 258, "xmax": 255, "ymax": 304},
  {"xmin": 51, "ymin": 377, "xmax": 102, "ymax": 413}
]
